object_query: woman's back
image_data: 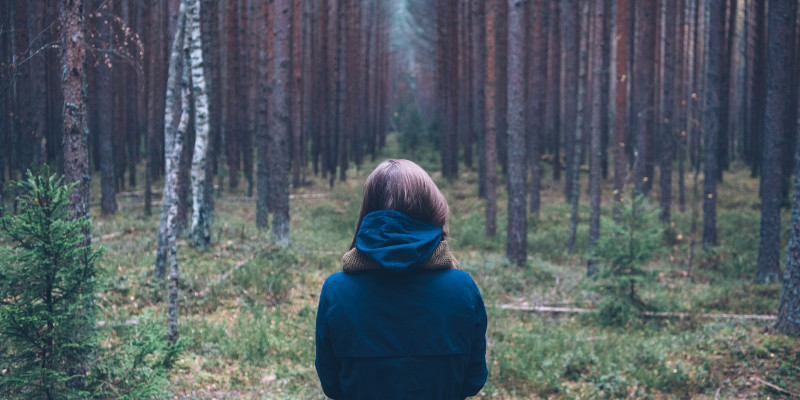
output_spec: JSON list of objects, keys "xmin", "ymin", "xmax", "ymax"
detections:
[
  {"xmin": 316, "ymin": 268, "xmax": 486, "ymax": 399},
  {"xmin": 315, "ymin": 160, "xmax": 488, "ymax": 399}
]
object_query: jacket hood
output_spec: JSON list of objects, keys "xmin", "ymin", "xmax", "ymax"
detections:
[{"xmin": 355, "ymin": 210, "xmax": 443, "ymax": 271}]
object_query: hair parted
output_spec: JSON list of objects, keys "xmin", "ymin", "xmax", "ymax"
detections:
[{"xmin": 351, "ymin": 159, "xmax": 449, "ymax": 248}]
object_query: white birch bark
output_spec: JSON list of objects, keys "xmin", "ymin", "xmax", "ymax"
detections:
[
  {"xmin": 187, "ymin": 0, "xmax": 211, "ymax": 250},
  {"xmin": 168, "ymin": 14, "xmax": 193, "ymax": 346},
  {"xmin": 169, "ymin": 55, "xmax": 191, "ymax": 346},
  {"xmin": 155, "ymin": 1, "xmax": 188, "ymax": 280}
]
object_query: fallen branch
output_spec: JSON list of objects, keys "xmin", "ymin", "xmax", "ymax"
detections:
[
  {"xmin": 757, "ymin": 377, "xmax": 800, "ymax": 398},
  {"xmin": 99, "ymin": 231, "xmax": 124, "ymax": 241},
  {"xmin": 497, "ymin": 304, "xmax": 589, "ymax": 314},
  {"xmin": 646, "ymin": 311, "xmax": 776, "ymax": 321},
  {"xmin": 497, "ymin": 304, "xmax": 777, "ymax": 321}
]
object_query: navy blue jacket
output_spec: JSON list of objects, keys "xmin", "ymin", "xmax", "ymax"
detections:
[{"xmin": 315, "ymin": 211, "xmax": 488, "ymax": 399}]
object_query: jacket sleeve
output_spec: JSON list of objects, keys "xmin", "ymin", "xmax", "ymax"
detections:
[
  {"xmin": 461, "ymin": 279, "xmax": 488, "ymax": 398},
  {"xmin": 315, "ymin": 281, "xmax": 344, "ymax": 399}
]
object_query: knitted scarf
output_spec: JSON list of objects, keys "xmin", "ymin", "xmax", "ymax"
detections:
[{"xmin": 342, "ymin": 240, "xmax": 458, "ymax": 273}]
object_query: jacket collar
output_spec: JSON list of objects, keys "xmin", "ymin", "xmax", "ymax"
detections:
[{"xmin": 342, "ymin": 240, "xmax": 458, "ymax": 273}]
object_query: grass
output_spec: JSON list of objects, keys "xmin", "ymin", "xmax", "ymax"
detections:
[{"xmin": 50, "ymin": 137, "xmax": 800, "ymax": 398}]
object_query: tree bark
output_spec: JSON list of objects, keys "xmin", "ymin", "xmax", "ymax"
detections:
[
  {"xmin": 701, "ymin": 0, "xmax": 725, "ymax": 248},
  {"xmin": 633, "ymin": 0, "xmax": 656, "ymax": 196},
  {"xmin": 474, "ymin": 0, "xmax": 488, "ymax": 198},
  {"xmin": 588, "ymin": 0, "xmax": 604, "ymax": 275},
  {"xmin": 612, "ymin": 0, "xmax": 629, "ymax": 219},
  {"xmin": 506, "ymin": 0, "xmax": 526, "ymax": 265},
  {"xmin": 270, "ymin": 0, "xmax": 292, "ymax": 245},
  {"xmin": 776, "ymin": 86, "xmax": 800, "ymax": 336},
  {"xmin": 562, "ymin": 0, "xmax": 578, "ymax": 202},
  {"xmin": 568, "ymin": 0, "xmax": 588, "ymax": 253},
  {"xmin": 167, "ymin": 1, "xmax": 192, "ymax": 346},
  {"xmin": 756, "ymin": 0, "xmax": 797, "ymax": 283},
  {"xmin": 61, "ymin": 0, "xmax": 90, "ymax": 227},
  {"xmin": 93, "ymin": 0, "xmax": 118, "ymax": 216},
  {"xmin": 528, "ymin": 0, "xmax": 546, "ymax": 216},
  {"xmin": 485, "ymin": 0, "xmax": 498, "ymax": 238},
  {"xmin": 200, "ymin": 0, "xmax": 219, "ymax": 227},
  {"xmin": 59, "ymin": 0, "xmax": 91, "ymax": 385},
  {"xmin": 659, "ymin": 0, "xmax": 677, "ymax": 222},
  {"xmin": 546, "ymin": 1, "xmax": 561, "ymax": 182},
  {"xmin": 156, "ymin": 1, "xmax": 187, "ymax": 280},
  {"xmin": 256, "ymin": 0, "xmax": 271, "ymax": 229},
  {"xmin": 186, "ymin": 0, "xmax": 211, "ymax": 250}
]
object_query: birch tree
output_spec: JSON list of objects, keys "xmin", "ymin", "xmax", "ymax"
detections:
[
  {"xmin": 155, "ymin": 0, "xmax": 187, "ymax": 280},
  {"xmin": 187, "ymin": 0, "xmax": 211, "ymax": 250}
]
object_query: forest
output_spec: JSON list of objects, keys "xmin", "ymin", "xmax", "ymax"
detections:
[{"xmin": 0, "ymin": 0, "xmax": 799, "ymax": 398}]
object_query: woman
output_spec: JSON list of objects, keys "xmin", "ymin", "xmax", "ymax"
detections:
[{"xmin": 315, "ymin": 159, "xmax": 488, "ymax": 399}]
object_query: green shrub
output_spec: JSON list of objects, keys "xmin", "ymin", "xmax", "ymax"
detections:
[
  {"xmin": 92, "ymin": 311, "xmax": 182, "ymax": 400},
  {"xmin": 0, "ymin": 170, "xmax": 180, "ymax": 399},
  {"xmin": 590, "ymin": 193, "xmax": 664, "ymax": 325},
  {"xmin": 0, "ymin": 170, "xmax": 100, "ymax": 399}
]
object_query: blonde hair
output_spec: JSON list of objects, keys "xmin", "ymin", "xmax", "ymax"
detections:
[{"xmin": 350, "ymin": 159, "xmax": 449, "ymax": 248}]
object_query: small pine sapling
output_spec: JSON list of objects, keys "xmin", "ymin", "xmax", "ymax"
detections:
[
  {"xmin": 590, "ymin": 192, "xmax": 664, "ymax": 325},
  {"xmin": 0, "ymin": 169, "xmax": 100, "ymax": 399}
]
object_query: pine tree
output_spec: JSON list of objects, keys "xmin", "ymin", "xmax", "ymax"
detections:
[
  {"xmin": 0, "ymin": 170, "xmax": 100, "ymax": 399},
  {"xmin": 591, "ymin": 192, "xmax": 663, "ymax": 326}
]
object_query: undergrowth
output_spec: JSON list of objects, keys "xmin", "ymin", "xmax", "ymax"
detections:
[{"xmin": 7, "ymin": 138, "xmax": 792, "ymax": 399}]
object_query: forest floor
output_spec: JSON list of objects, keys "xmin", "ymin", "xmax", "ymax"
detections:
[{"xmin": 90, "ymin": 137, "xmax": 799, "ymax": 399}]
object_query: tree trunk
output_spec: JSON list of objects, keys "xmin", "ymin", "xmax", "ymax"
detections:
[
  {"xmin": 93, "ymin": 0, "xmax": 118, "ymax": 216},
  {"xmin": 271, "ymin": 0, "xmax": 292, "ymax": 245},
  {"xmin": 27, "ymin": 1, "xmax": 47, "ymax": 168},
  {"xmin": 256, "ymin": 0, "xmax": 271, "ymax": 229},
  {"xmin": 156, "ymin": 2, "xmax": 188, "ymax": 280},
  {"xmin": 756, "ymin": 0, "xmax": 796, "ymax": 283},
  {"xmin": 59, "ymin": 0, "xmax": 90, "ymax": 385},
  {"xmin": 200, "ymin": 0, "xmax": 219, "ymax": 227},
  {"xmin": 562, "ymin": 0, "xmax": 578, "ymax": 202},
  {"xmin": 659, "ymin": 0, "xmax": 676, "ymax": 222},
  {"xmin": 528, "ymin": 0, "xmax": 546, "ymax": 216},
  {"xmin": 747, "ymin": 0, "xmax": 766, "ymax": 178},
  {"xmin": 485, "ymin": 0, "xmax": 498, "ymax": 238},
  {"xmin": 61, "ymin": 0, "xmax": 90, "ymax": 227},
  {"xmin": 701, "ymin": 0, "xmax": 725, "ymax": 248},
  {"xmin": 613, "ymin": 0, "xmax": 629, "ymax": 218},
  {"xmin": 474, "ymin": 0, "xmax": 488, "ymax": 199},
  {"xmin": 568, "ymin": 0, "xmax": 588, "ymax": 253},
  {"xmin": 167, "ymin": 2, "xmax": 192, "ymax": 346},
  {"xmin": 546, "ymin": 1, "xmax": 561, "ymax": 182},
  {"xmin": 495, "ymin": 0, "xmax": 508, "ymax": 175},
  {"xmin": 186, "ymin": 0, "xmax": 211, "ymax": 250},
  {"xmin": 588, "ymin": 0, "xmax": 604, "ymax": 275},
  {"xmin": 144, "ymin": 0, "xmax": 161, "ymax": 217},
  {"xmin": 440, "ymin": 0, "xmax": 459, "ymax": 180},
  {"xmin": 776, "ymin": 89, "xmax": 800, "ymax": 336},
  {"xmin": 633, "ymin": 0, "xmax": 656, "ymax": 196},
  {"xmin": 506, "ymin": 0, "xmax": 526, "ymax": 265}
]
